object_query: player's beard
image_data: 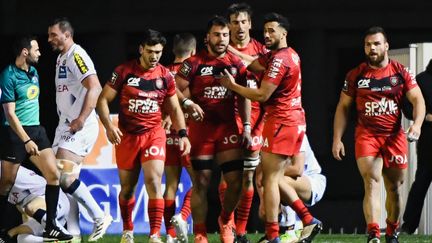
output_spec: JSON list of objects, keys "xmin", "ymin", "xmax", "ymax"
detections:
[
  {"xmin": 26, "ymin": 55, "xmax": 38, "ymax": 65},
  {"xmin": 265, "ymin": 38, "xmax": 280, "ymax": 51},
  {"xmin": 208, "ymin": 41, "xmax": 227, "ymax": 55},
  {"xmin": 366, "ymin": 52, "xmax": 385, "ymax": 66}
]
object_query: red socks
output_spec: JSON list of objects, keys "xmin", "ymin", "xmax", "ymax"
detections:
[
  {"xmin": 386, "ymin": 219, "xmax": 399, "ymax": 236},
  {"xmin": 164, "ymin": 199, "xmax": 176, "ymax": 237},
  {"xmin": 119, "ymin": 196, "xmax": 136, "ymax": 231},
  {"xmin": 148, "ymin": 198, "xmax": 164, "ymax": 236},
  {"xmin": 291, "ymin": 199, "xmax": 313, "ymax": 226},
  {"xmin": 368, "ymin": 222, "xmax": 380, "ymax": 238},
  {"xmin": 265, "ymin": 221, "xmax": 279, "ymax": 240},
  {"xmin": 236, "ymin": 188, "xmax": 254, "ymax": 235},
  {"xmin": 180, "ymin": 188, "xmax": 192, "ymax": 220}
]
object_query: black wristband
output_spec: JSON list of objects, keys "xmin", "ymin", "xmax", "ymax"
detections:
[
  {"xmin": 24, "ymin": 139, "xmax": 32, "ymax": 144},
  {"xmin": 178, "ymin": 129, "xmax": 188, "ymax": 138}
]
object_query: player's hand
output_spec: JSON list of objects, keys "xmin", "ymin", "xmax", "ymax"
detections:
[
  {"xmin": 406, "ymin": 124, "xmax": 421, "ymax": 142},
  {"xmin": 179, "ymin": 137, "xmax": 191, "ymax": 156},
  {"xmin": 25, "ymin": 140, "xmax": 40, "ymax": 156},
  {"xmin": 162, "ymin": 116, "xmax": 172, "ymax": 132},
  {"xmin": 185, "ymin": 103, "xmax": 204, "ymax": 121},
  {"xmin": 332, "ymin": 140, "xmax": 345, "ymax": 160},
  {"xmin": 106, "ymin": 125, "xmax": 123, "ymax": 145},
  {"xmin": 69, "ymin": 117, "xmax": 85, "ymax": 133},
  {"xmin": 219, "ymin": 69, "xmax": 236, "ymax": 90},
  {"xmin": 241, "ymin": 131, "xmax": 252, "ymax": 148}
]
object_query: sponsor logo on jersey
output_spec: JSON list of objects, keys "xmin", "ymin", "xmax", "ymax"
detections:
[
  {"xmin": 31, "ymin": 76, "xmax": 38, "ymax": 84},
  {"xmin": 268, "ymin": 58, "xmax": 283, "ymax": 79},
  {"xmin": 247, "ymin": 79, "xmax": 258, "ymax": 89},
  {"xmin": 26, "ymin": 85, "xmax": 39, "ymax": 99},
  {"xmin": 59, "ymin": 66, "xmax": 67, "ymax": 79},
  {"xmin": 357, "ymin": 79, "xmax": 370, "ymax": 88},
  {"xmin": 291, "ymin": 97, "xmax": 301, "ymax": 107},
  {"xmin": 127, "ymin": 77, "xmax": 141, "ymax": 86},
  {"xmin": 179, "ymin": 62, "xmax": 192, "ymax": 76},
  {"xmin": 203, "ymin": 86, "xmax": 230, "ymax": 99},
  {"xmin": 73, "ymin": 52, "xmax": 89, "ymax": 74},
  {"xmin": 110, "ymin": 72, "xmax": 118, "ymax": 85},
  {"xmin": 404, "ymin": 67, "xmax": 417, "ymax": 84},
  {"xmin": 57, "ymin": 84, "xmax": 69, "ymax": 92},
  {"xmin": 364, "ymin": 97, "xmax": 398, "ymax": 116},
  {"xmin": 128, "ymin": 98, "xmax": 159, "ymax": 113},
  {"xmin": 200, "ymin": 66, "xmax": 213, "ymax": 76}
]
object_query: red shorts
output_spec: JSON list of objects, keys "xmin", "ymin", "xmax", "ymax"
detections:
[
  {"xmin": 355, "ymin": 128, "xmax": 408, "ymax": 169},
  {"xmin": 261, "ymin": 121, "xmax": 306, "ymax": 156},
  {"xmin": 166, "ymin": 131, "xmax": 191, "ymax": 167},
  {"xmin": 235, "ymin": 108, "xmax": 265, "ymax": 152},
  {"xmin": 116, "ymin": 126, "xmax": 166, "ymax": 170},
  {"xmin": 189, "ymin": 121, "xmax": 241, "ymax": 157}
]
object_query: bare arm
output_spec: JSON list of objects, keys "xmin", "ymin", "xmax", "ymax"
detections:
[
  {"xmin": 163, "ymin": 94, "xmax": 191, "ymax": 155},
  {"xmin": 175, "ymin": 75, "xmax": 204, "ymax": 121},
  {"xmin": 332, "ymin": 92, "xmax": 354, "ymax": 160},
  {"xmin": 220, "ymin": 69, "xmax": 277, "ymax": 102},
  {"xmin": 237, "ymin": 95, "xmax": 252, "ymax": 147},
  {"xmin": 69, "ymin": 74, "xmax": 102, "ymax": 133},
  {"xmin": 227, "ymin": 46, "xmax": 266, "ymax": 74},
  {"xmin": 96, "ymin": 85, "xmax": 122, "ymax": 145},
  {"xmin": 2, "ymin": 103, "xmax": 39, "ymax": 156},
  {"xmin": 406, "ymin": 86, "xmax": 426, "ymax": 140}
]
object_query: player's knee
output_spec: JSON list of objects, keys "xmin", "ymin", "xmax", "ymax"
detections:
[
  {"xmin": 59, "ymin": 172, "xmax": 76, "ymax": 189},
  {"xmin": 120, "ymin": 186, "xmax": 135, "ymax": 199},
  {"xmin": 145, "ymin": 178, "xmax": 162, "ymax": 194}
]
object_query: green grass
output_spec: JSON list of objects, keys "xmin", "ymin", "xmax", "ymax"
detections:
[{"xmin": 84, "ymin": 233, "xmax": 432, "ymax": 242}]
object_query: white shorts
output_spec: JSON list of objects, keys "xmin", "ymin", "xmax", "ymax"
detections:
[
  {"xmin": 52, "ymin": 119, "xmax": 98, "ymax": 157},
  {"xmin": 24, "ymin": 192, "xmax": 69, "ymax": 236},
  {"xmin": 304, "ymin": 173, "xmax": 326, "ymax": 207}
]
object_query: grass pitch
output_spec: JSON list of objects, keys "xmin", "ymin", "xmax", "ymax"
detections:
[{"xmin": 85, "ymin": 233, "xmax": 432, "ymax": 242}]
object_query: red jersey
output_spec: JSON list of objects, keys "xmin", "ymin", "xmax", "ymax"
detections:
[
  {"xmin": 231, "ymin": 38, "xmax": 268, "ymax": 113},
  {"xmin": 177, "ymin": 50, "xmax": 247, "ymax": 123},
  {"xmin": 343, "ymin": 59, "xmax": 417, "ymax": 135},
  {"xmin": 108, "ymin": 60, "xmax": 176, "ymax": 134},
  {"xmin": 258, "ymin": 47, "xmax": 305, "ymax": 126}
]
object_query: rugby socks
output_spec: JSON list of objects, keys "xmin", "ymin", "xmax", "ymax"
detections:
[
  {"xmin": 193, "ymin": 223, "xmax": 207, "ymax": 237},
  {"xmin": 386, "ymin": 219, "xmax": 399, "ymax": 236},
  {"xmin": 180, "ymin": 188, "xmax": 192, "ymax": 220},
  {"xmin": 291, "ymin": 199, "xmax": 313, "ymax": 226},
  {"xmin": 148, "ymin": 198, "xmax": 164, "ymax": 236},
  {"xmin": 66, "ymin": 194, "xmax": 81, "ymax": 236},
  {"xmin": 236, "ymin": 188, "xmax": 254, "ymax": 235},
  {"xmin": 65, "ymin": 179, "xmax": 104, "ymax": 220},
  {"xmin": 119, "ymin": 196, "xmax": 135, "ymax": 231},
  {"xmin": 45, "ymin": 184, "xmax": 60, "ymax": 228},
  {"xmin": 368, "ymin": 222, "xmax": 381, "ymax": 238},
  {"xmin": 218, "ymin": 182, "xmax": 228, "ymax": 206},
  {"xmin": 164, "ymin": 199, "xmax": 176, "ymax": 237},
  {"xmin": 220, "ymin": 208, "xmax": 234, "ymax": 224},
  {"xmin": 265, "ymin": 221, "xmax": 279, "ymax": 240},
  {"xmin": 33, "ymin": 209, "xmax": 46, "ymax": 224}
]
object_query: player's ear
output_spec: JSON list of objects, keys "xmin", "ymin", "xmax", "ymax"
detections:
[
  {"xmin": 139, "ymin": 45, "xmax": 144, "ymax": 55},
  {"xmin": 385, "ymin": 42, "xmax": 389, "ymax": 51}
]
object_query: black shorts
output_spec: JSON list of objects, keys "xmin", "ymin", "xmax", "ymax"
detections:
[{"xmin": 0, "ymin": 125, "xmax": 51, "ymax": 164}]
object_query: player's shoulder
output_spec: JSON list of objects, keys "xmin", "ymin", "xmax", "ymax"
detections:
[{"xmin": 346, "ymin": 62, "xmax": 368, "ymax": 80}]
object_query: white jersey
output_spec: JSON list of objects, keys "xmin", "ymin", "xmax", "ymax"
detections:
[
  {"xmin": 299, "ymin": 135, "xmax": 322, "ymax": 176},
  {"xmin": 6, "ymin": 166, "xmax": 45, "ymax": 207},
  {"xmin": 55, "ymin": 43, "xmax": 97, "ymax": 124}
]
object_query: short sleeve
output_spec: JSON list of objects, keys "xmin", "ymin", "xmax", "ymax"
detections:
[
  {"xmin": 176, "ymin": 60, "xmax": 195, "ymax": 82},
  {"xmin": 261, "ymin": 54, "xmax": 289, "ymax": 86},
  {"xmin": 70, "ymin": 50, "xmax": 97, "ymax": 83},
  {"xmin": 0, "ymin": 68, "xmax": 15, "ymax": 103},
  {"xmin": 342, "ymin": 71, "xmax": 357, "ymax": 98},
  {"xmin": 401, "ymin": 66, "xmax": 418, "ymax": 92},
  {"xmin": 106, "ymin": 65, "xmax": 126, "ymax": 91},
  {"xmin": 166, "ymin": 71, "xmax": 176, "ymax": 97}
]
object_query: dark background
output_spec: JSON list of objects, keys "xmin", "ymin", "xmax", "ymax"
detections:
[{"xmin": 1, "ymin": 0, "xmax": 432, "ymax": 234}]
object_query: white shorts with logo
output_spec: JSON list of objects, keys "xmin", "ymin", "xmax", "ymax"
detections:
[
  {"xmin": 52, "ymin": 118, "xmax": 98, "ymax": 157},
  {"xmin": 304, "ymin": 173, "xmax": 326, "ymax": 207}
]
